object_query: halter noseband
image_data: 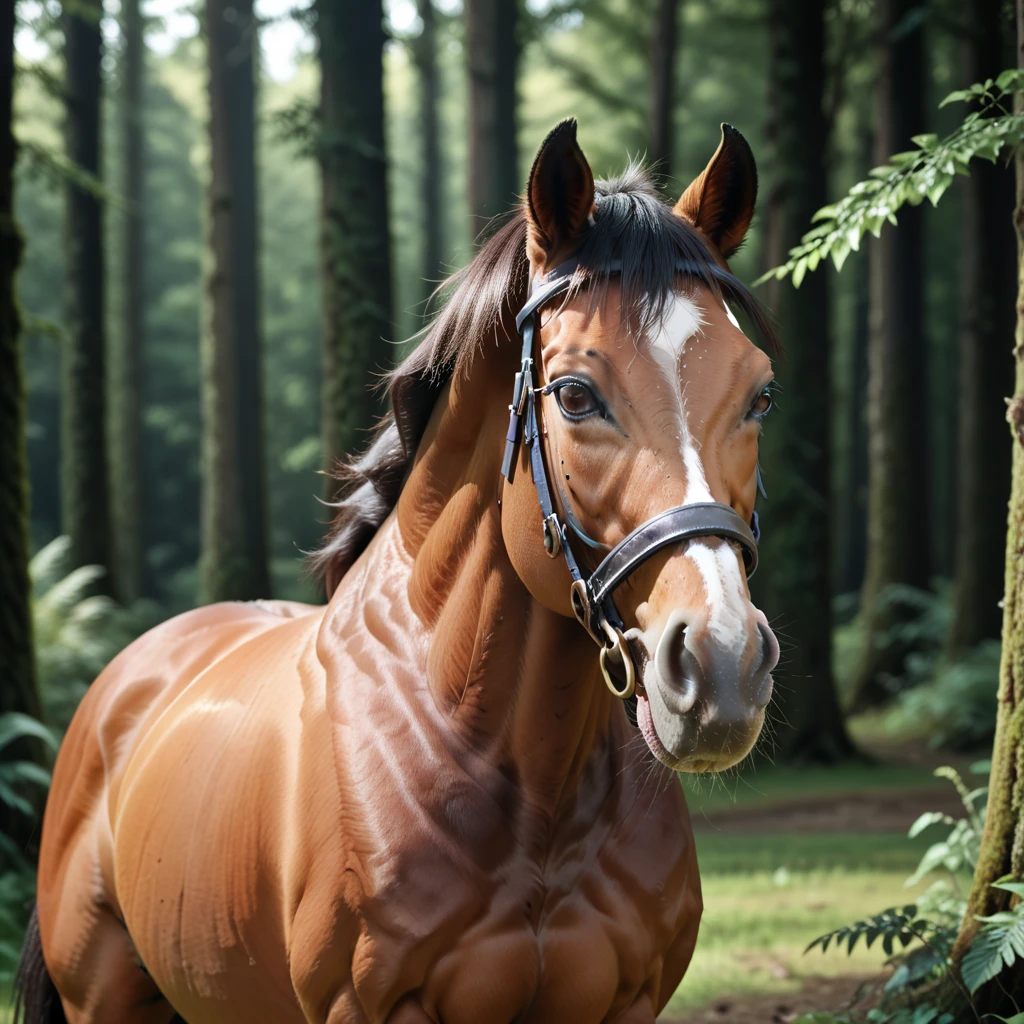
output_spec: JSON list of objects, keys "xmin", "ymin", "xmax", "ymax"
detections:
[{"xmin": 500, "ymin": 256, "xmax": 761, "ymax": 701}]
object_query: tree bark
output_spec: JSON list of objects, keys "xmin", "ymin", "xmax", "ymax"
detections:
[
  {"xmin": 413, "ymin": 0, "xmax": 443, "ymax": 303},
  {"xmin": 0, "ymin": 0, "xmax": 39, "ymax": 719},
  {"xmin": 199, "ymin": 0, "xmax": 270, "ymax": 602},
  {"xmin": 849, "ymin": 0, "xmax": 930, "ymax": 709},
  {"xmin": 1, "ymin": 0, "xmax": 44, "ymax": 859},
  {"xmin": 649, "ymin": 0, "xmax": 680, "ymax": 183},
  {"xmin": 950, "ymin": 4, "xmax": 1024, "ymax": 1011},
  {"xmin": 62, "ymin": 0, "xmax": 113, "ymax": 589},
  {"xmin": 317, "ymin": 0, "xmax": 393, "ymax": 483},
  {"xmin": 947, "ymin": 0, "xmax": 1016, "ymax": 655},
  {"xmin": 838, "ymin": 248, "xmax": 870, "ymax": 597},
  {"xmin": 466, "ymin": 0, "xmax": 519, "ymax": 238},
  {"xmin": 757, "ymin": 0, "xmax": 855, "ymax": 761},
  {"xmin": 110, "ymin": 0, "xmax": 146, "ymax": 603}
]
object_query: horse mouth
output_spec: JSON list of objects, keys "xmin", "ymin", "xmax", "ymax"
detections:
[{"xmin": 636, "ymin": 693, "xmax": 689, "ymax": 771}]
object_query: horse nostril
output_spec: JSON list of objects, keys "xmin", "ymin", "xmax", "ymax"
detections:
[
  {"xmin": 751, "ymin": 620, "xmax": 779, "ymax": 708},
  {"xmin": 653, "ymin": 613, "xmax": 699, "ymax": 714}
]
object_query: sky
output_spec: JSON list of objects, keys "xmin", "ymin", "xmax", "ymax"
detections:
[{"xmin": 15, "ymin": 0, "xmax": 466, "ymax": 82}]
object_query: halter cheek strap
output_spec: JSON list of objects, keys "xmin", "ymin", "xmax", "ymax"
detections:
[{"xmin": 501, "ymin": 256, "xmax": 762, "ymax": 700}]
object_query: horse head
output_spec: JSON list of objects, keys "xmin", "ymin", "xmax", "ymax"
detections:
[{"xmin": 500, "ymin": 120, "xmax": 780, "ymax": 773}]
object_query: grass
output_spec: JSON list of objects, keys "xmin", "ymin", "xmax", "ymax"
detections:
[
  {"xmin": 660, "ymin": 757, "xmax": 969, "ymax": 1017},
  {"xmin": 679, "ymin": 760, "xmax": 952, "ymax": 819},
  {"xmin": 667, "ymin": 856, "xmax": 933, "ymax": 1014}
]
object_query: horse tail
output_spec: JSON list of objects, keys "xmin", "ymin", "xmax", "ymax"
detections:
[{"xmin": 13, "ymin": 904, "xmax": 66, "ymax": 1024}]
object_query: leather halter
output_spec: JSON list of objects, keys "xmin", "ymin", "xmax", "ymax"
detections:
[{"xmin": 500, "ymin": 256, "xmax": 761, "ymax": 700}]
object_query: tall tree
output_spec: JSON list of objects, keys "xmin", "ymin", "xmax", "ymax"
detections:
[
  {"xmin": 110, "ymin": 0, "xmax": 146, "ymax": 603},
  {"xmin": 200, "ymin": 0, "xmax": 270, "ymax": 602},
  {"xmin": 62, "ymin": 0, "xmax": 113, "ymax": 587},
  {"xmin": 412, "ymin": 0, "xmax": 443, "ymax": 301},
  {"xmin": 951, "ymin": 3, "xmax": 1024, "ymax": 1011},
  {"xmin": 465, "ymin": 0, "xmax": 519, "ymax": 237},
  {"xmin": 947, "ymin": 0, "xmax": 1016, "ymax": 655},
  {"xmin": 838, "ymin": 129, "xmax": 874, "ymax": 597},
  {"xmin": 1, "ymin": 0, "xmax": 40, "ymax": 720},
  {"xmin": 757, "ymin": 0, "xmax": 854, "ymax": 760},
  {"xmin": 649, "ymin": 0, "xmax": 680, "ymax": 183},
  {"xmin": 316, "ymin": 0, "xmax": 393, "ymax": 482},
  {"xmin": 849, "ymin": 0, "xmax": 930, "ymax": 708}
]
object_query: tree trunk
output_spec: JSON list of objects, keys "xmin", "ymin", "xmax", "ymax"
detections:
[
  {"xmin": 756, "ymin": 0, "xmax": 855, "ymax": 761},
  {"xmin": 1, "ymin": 0, "xmax": 44, "ymax": 858},
  {"xmin": 199, "ymin": 0, "xmax": 270, "ymax": 602},
  {"xmin": 838, "ymin": 248, "xmax": 870, "ymax": 597},
  {"xmin": 849, "ymin": 0, "xmax": 930, "ymax": 709},
  {"xmin": 649, "ymin": 0, "xmax": 680, "ymax": 184},
  {"xmin": 413, "ymin": 0, "xmax": 443, "ymax": 303},
  {"xmin": 947, "ymin": 0, "xmax": 1016, "ymax": 656},
  {"xmin": 317, "ymin": 0, "xmax": 393, "ymax": 483},
  {"xmin": 949, "ymin": 6, "xmax": 1024, "ymax": 1013},
  {"xmin": 62, "ymin": 0, "xmax": 113, "ymax": 589},
  {"xmin": 465, "ymin": 0, "xmax": 519, "ymax": 237},
  {"xmin": 110, "ymin": 0, "xmax": 145, "ymax": 604},
  {"xmin": 0, "ymin": 0, "xmax": 39, "ymax": 718}
]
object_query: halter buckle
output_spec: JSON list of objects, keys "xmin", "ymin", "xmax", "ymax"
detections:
[{"xmin": 542, "ymin": 514, "xmax": 562, "ymax": 557}]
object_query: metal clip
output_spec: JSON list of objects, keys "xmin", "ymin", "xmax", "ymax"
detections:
[
  {"xmin": 598, "ymin": 620, "xmax": 636, "ymax": 699},
  {"xmin": 542, "ymin": 514, "xmax": 562, "ymax": 557}
]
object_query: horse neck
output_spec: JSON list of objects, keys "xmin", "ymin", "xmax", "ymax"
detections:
[{"xmin": 364, "ymin": 339, "xmax": 620, "ymax": 812}]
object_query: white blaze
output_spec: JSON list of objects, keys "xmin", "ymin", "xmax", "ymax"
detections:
[{"xmin": 647, "ymin": 292, "xmax": 749, "ymax": 652}]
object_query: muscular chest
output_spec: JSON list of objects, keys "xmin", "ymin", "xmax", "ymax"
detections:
[{"xmin": 346, "ymin": 769, "xmax": 702, "ymax": 1024}]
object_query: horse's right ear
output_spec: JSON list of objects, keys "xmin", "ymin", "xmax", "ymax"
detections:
[
  {"xmin": 674, "ymin": 124, "xmax": 757, "ymax": 259},
  {"xmin": 525, "ymin": 119, "xmax": 595, "ymax": 267}
]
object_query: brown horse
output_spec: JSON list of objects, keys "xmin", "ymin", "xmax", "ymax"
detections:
[{"xmin": 21, "ymin": 120, "xmax": 780, "ymax": 1024}]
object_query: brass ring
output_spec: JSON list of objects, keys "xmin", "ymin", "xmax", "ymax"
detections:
[{"xmin": 599, "ymin": 621, "xmax": 636, "ymax": 699}]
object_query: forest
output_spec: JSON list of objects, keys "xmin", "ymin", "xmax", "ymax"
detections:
[{"xmin": 4, "ymin": 0, "xmax": 1024, "ymax": 1020}]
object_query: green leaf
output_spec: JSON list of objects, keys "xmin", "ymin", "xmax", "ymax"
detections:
[
  {"xmin": 961, "ymin": 908, "xmax": 1024, "ymax": 993},
  {"xmin": 791, "ymin": 257, "xmax": 808, "ymax": 289},
  {"xmin": 831, "ymin": 239, "xmax": 851, "ymax": 272},
  {"xmin": 996, "ymin": 69, "xmax": 1020, "ymax": 91},
  {"xmin": 909, "ymin": 811, "xmax": 953, "ymax": 838},
  {"xmin": 911, "ymin": 133, "xmax": 938, "ymax": 150},
  {"xmin": 992, "ymin": 880, "xmax": 1024, "ymax": 899},
  {"xmin": 0, "ymin": 712, "xmax": 58, "ymax": 753},
  {"xmin": 939, "ymin": 88, "xmax": 973, "ymax": 107}
]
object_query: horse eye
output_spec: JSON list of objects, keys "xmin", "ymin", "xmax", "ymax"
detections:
[
  {"xmin": 750, "ymin": 388, "xmax": 773, "ymax": 419},
  {"xmin": 555, "ymin": 382, "xmax": 600, "ymax": 420}
]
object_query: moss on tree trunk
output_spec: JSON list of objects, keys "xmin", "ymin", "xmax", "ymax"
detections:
[
  {"xmin": 413, "ymin": 0, "xmax": 443, "ymax": 305},
  {"xmin": 62, "ymin": 0, "xmax": 113, "ymax": 590},
  {"xmin": 110, "ymin": 0, "xmax": 146, "ymax": 604},
  {"xmin": 465, "ymin": 0, "xmax": 519, "ymax": 237},
  {"xmin": 316, "ymin": 0, "xmax": 393, "ymax": 484},
  {"xmin": 199, "ymin": 0, "xmax": 270, "ymax": 602}
]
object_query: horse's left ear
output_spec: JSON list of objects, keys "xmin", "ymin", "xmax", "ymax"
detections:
[
  {"xmin": 525, "ymin": 119, "xmax": 596, "ymax": 265},
  {"xmin": 674, "ymin": 123, "xmax": 757, "ymax": 259}
]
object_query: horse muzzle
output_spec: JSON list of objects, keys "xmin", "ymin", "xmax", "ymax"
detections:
[{"xmin": 636, "ymin": 607, "xmax": 779, "ymax": 772}]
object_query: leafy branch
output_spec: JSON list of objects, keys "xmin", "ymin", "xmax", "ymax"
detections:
[{"xmin": 761, "ymin": 69, "xmax": 1024, "ymax": 288}]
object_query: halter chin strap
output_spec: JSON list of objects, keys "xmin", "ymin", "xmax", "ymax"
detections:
[{"xmin": 500, "ymin": 255, "xmax": 762, "ymax": 700}]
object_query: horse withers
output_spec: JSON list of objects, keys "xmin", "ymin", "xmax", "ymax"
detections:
[{"xmin": 20, "ymin": 120, "xmax": 780, "ymax": 1024}]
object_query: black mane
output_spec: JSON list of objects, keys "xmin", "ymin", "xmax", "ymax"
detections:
[{"xmin": 314, "ymin": 165, "xmax": 777, "ymax": 595}]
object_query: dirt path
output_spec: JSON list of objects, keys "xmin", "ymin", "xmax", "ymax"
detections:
[
  {"xmin": 662, "ymin": 973, "xmax": 878, "ymax": 1023},
  {"xmin": 691, "ymin": 785, "xmax": 966, "ymax": 834}
]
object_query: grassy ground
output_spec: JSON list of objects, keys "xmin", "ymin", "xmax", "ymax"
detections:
[{"xmin": 661, "ymin": 757, "xmax": 971, "ymax": 1020}]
